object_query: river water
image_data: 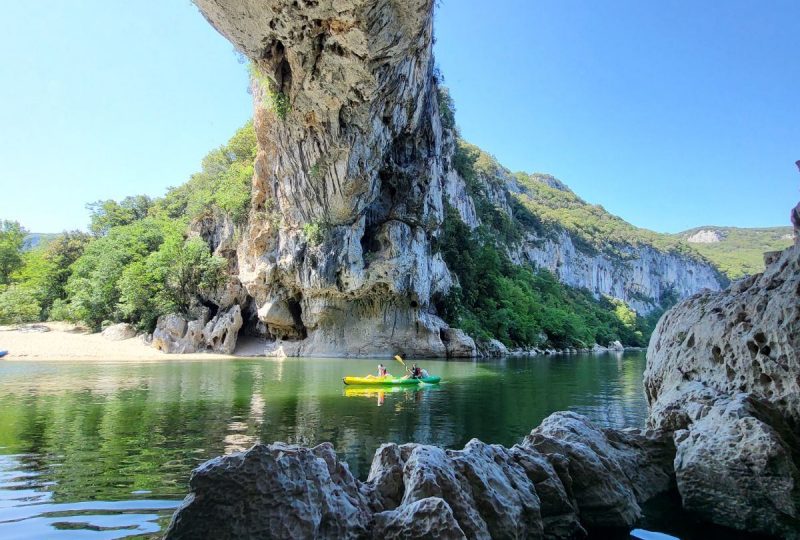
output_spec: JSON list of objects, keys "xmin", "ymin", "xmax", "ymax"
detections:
[{"xmin": 0, "ymin": 352, "xmax": 746, "ymax": 539}]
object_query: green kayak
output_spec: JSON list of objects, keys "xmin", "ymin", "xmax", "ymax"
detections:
[{"xmin": 342, "ymin": 375, "xmax": 441, "ymax": 386}]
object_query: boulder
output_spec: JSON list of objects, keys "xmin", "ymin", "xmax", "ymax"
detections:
[
  {"xmin": 163, "ymin": 442, "xmax": 371, "ymax": 540},
  {"xmin": 478, "ymin": 338, "xmax": 508, "ymax": 357},
  {"xmin": 440, "ymin": 327, "xmax": 477, "ymax": 358},
  {"xmin": 645, "ymin": 234, "xmax": 800, "ymax": 537},
  {"xmin": 524, "ymin": 412, "xmax": 674, "ymax": 529},
  {"xmin": 645, "ymin": 242, "xmax": 800, "ymax": 427},
  {"xmin": 372, "ymin": 497, "xmax": 467, "ymax": 540},
  {"xmin": 608, "ymin": 340, "xmax": 624, "ymax": 351},
  {"xmin": 152, "ymin": 306, "xmax": 243, "ymax": 354},
  {"xmin": 101, "ymin": 323, "xmax": 136, "ymax": 341},
  {"xmin": 164, "ymin": 412, "xmax": 673, "ymax": 540},
  {"xmin": 672, "ymin": 392, "xmax": 800, "ymax": 538}
]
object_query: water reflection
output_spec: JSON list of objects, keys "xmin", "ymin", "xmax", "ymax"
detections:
[
  {"xmin": 0, "ymin": 352, "xmax": 648, "ymax": 538},
  {"xmin": 0, "ymin": 453, "xmax": 178, "ymax": 539}
]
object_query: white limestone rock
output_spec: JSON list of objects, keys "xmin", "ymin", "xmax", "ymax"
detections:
[{"xmin": 101, "ymin": 323, "xmax": 136, "ymax": 341}]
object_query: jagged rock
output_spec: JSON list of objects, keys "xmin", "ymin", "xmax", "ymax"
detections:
[
  {"xmin": 524, "ymin": 412, "xmax": 674, "ymax": 529},
  {"xmin": 152, "ymin": 306, "xmax": 243, "ymax": 354},
  {"xmin": 591, "ymin": 343, "xmax": 608, "ymax": 353},
  {"xmin": 163, "ymin": 442, "xmax": 371, "ymax": 540},
  {"xmin": 202, "ymin": 305, "xmax": 243, "ymax": 354},
  {"xmin": 645, "ymin": 235, "xmax": 800, "ymax": 537},
  {"xmin": 101, "ymin": 323, "xmax": 136, "ymax": 341},
  {"xmin": 372, "ymin": 497, "xmax": 467, "ymax": 540},
  {"xmin": 646, "ymin": 242, "xmax": 800, "ymax": 428},
  {"xmin": 440, "ymin": 327, "xmax": 477, "ymax": 358},
  {"xmin": 672, "ymin": 392, "xmax": 800, "ymax": 538},
  {"xmin": 164, "ymin": 412, "xmax": 671, "ymax": 540},
  {"xmin": 478, "ymin": 338, "xmax": 508, "ymax": 357},
  {"xmin": 608, "ymin": 340, "xmax": 624, "ymax": 351}
]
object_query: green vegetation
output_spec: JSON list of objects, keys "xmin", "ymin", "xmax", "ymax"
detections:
[
  {"xmin": 302, "ymin": 221, "xmax": 326, "ymax": 246},
  {"xmin": 248, "ymin": 63, "xmax": 290, "ymax": 120},
  {"xmin": 155, "ymin": 122, "xmax": 256, "ymax": 224},
  {"xmin": 436, "ymin": 205, "xmax": 657, "ymax": 348},
  {"xmin": 1, "ymin": 123, "xmax": 255, "ymax": 329},
  {"xmin": 676, "ymin": 226, "xmax": 793, "ymax": 279},
  {"xmin": 511, "ymin": 172, "xmax": 702, "ymax": 259},
  {"xmin": 0, "ymin": 220, "xmax": 26, "ymax": 285}
]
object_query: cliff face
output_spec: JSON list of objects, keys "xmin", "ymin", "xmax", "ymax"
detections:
[
  {"xmin": 519, "ymin": 231, "xmax": 722, "ymax": 315},
  {"xmin": 194, "ymin": 0, "xmax": 466, "ymax": 357},
  {"xmin": 645, "ymin": 232, "xmax": 800, "ymax": 538},
  {"xmin": 188, "ymin": 0, "xmax": 724, "ymax": 357}
]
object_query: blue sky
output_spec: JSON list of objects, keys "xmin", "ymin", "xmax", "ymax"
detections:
[{"xmin": 1, "ymin": 1, "xmax": 797, "ymax": 233}]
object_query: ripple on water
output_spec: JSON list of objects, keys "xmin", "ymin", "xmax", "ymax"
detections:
[{"xmin": 0, "ymin": 454, "xmax": 179, "ymax": 540}]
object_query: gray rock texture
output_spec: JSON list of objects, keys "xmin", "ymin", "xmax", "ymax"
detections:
[
  {"xmin": 645, "ymin": 239, "xmax": 800, "ymax": 537},
  {"xmin": 646, "ymin": 242, "xmax": 800, "ymax": 427},
  {"xmin": 183, "ymin": 0, "xmax": 723, "ymax": 357},
  {"xmin": 152, "ymin": 305, "xmax": 243, "ymax": 354},
  {"xmin": 101, "ymin": 323, "xmax": 136, "ymax": 341},
  {"xmin": 164, "ymin": 412, "xmax": 672, "ymax": 539}
]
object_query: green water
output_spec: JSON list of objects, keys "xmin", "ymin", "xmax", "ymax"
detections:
[{"xmin": 0, "ymin": 352, "xmax": 655, "ymax": 538}]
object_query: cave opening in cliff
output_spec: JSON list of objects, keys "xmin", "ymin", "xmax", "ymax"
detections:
[{"xmin": 287, "ymin": 297, "xmax": 307, "ymax": 339}]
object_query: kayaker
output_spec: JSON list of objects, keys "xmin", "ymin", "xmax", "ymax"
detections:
[
  {"xmin": 378, "ymin": 363, "xmax": 388, "ymax": 377},
  {"xmin": 407, "ymin": 363, "xmax": 422, "ymax": 379}
]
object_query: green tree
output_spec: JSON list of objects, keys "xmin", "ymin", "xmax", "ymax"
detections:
[
  {"xmin": 87, "ymin": 195, "xmax": 153, "ymax": 236},
  {"xmin": 0, "ymin": 285, "xmax": 40, "ymax": 324},
  {"xmin": 0, "ymin": 220, "xmax": 26, "ymax": 285}
]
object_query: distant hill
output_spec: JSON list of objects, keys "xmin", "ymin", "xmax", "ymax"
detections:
[
  {"xmin": 675, "ymin": 226, "xmax": 793, "ymax": 280},
  {"xmin": 23, "ymin": 233, "xmax": 59, "ymax": 251}
]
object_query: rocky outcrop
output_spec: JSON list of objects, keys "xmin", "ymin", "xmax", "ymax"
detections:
[
  {"xmin": 519, "ymin": 229, "xmax": 723, "ymax": 315},
  {"xmin": 646, "ymin": 242, "xmax": 800, "ymax": 426},
  {"xmin": 164, "ymin": 412, "xmax": 674, "ymax": 539},
  {"xmin": 685, "ymin": 229, "xmax": 725, "ymax": 244},
  {"xmin": 101, "ymin": 323, "xmax": 136, "ymax": 341},
  {"xmin": 190, "ymin": 0, "xmax": 477, "ymax": 358},
  {"xmin": 152, "ymin": 305, "xmax": 243, "ymax": 354},
  {"xmin": 184, "ymin": 0, "xmax": 722, "ymax": 357},
  {"xmin": 645, "ymin": 236, "xmax": 800, "ymax": 537}
]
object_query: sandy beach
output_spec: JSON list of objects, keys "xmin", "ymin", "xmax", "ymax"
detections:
[{"xmin": 0, "ymin": 322, "xmax": 266, "ymax": 361}]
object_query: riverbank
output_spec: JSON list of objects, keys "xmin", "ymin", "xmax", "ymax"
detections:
[{"xmin": 0, "ymin": 322, "xmax": 266, "ymax": 361}]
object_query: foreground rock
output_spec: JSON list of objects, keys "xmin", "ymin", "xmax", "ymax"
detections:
[
  {"xmin": 646, "ymin": 237, "xmax": 800, "ymax": 537},
  {"xmin": 164, "ymin": 412, "xmax": 673, "ymax": 539}
]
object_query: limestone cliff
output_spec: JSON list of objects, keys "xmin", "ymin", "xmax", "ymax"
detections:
[{"xmin": 183, "ymin": 0, "xmax": 725, "ymax": 357}]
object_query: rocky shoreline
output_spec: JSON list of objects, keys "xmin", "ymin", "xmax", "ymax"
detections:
[
  {"xmin": 164, "ymin": 412, "xmax": 674, "ymax": 539},
  {"xmin": 162, "ymin": 235, "xmax": 800, "ymax": 538}
]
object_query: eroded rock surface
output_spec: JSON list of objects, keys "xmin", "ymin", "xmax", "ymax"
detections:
[
  {"xmin": 164, "ymin": 412, "xmax": 673, "ymax": 539},
  {"xmin": 182, "ymin": 0, "xmax": 723, "ymax": 357},
  {"xmin": 152, "ymin": 305, "xmax": 243, "ymax": 354},
  {"xmin": 646, "ymin": 242, "xmax": 800, "ymax": 427},
  {"xmin": 645, "ymin": 237, "xmax": 800, "ymax": 537}
]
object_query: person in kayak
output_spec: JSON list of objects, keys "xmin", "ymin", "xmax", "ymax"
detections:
[
  {"xmin": 365, "ymin": 363, "xmax": 389, "ymax": 379},
  {"xmin": 404, "ymin": 363, "xmax": 423, "ymax": 379}
]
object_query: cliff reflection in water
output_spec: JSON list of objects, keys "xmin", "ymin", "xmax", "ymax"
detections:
[{"xmin": 0, "ymin": 352, "xmax": 646, "ymax": 502}]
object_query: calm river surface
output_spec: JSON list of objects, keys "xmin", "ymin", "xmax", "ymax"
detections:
[{"xmin": 0, "ymin": 352, "xmax": 736, "ymax": 539}]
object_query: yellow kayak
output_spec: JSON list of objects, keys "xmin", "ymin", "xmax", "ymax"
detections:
[{"xmin": 342, "ymin": 375, "xmax": 441, "ymax": 386}]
